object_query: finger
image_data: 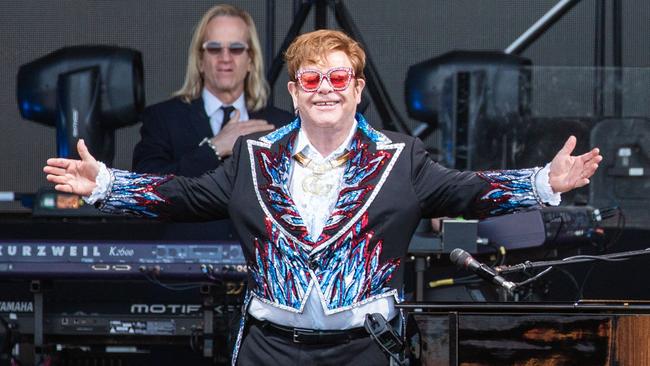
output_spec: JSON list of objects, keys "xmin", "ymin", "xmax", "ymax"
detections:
[
  {"xmin": 559, "ymin": 135, "xmax": 577, "ymax": 155},
  {"xmin": 242, "ymin": 124, "xmax": 275, "ymax": 134},
  {"xmin": 246, "ymin": 119, "xmax": 273, "ymax": 125},
  {"xmin": 77, "ymin": 139, "xmax": 94, "ymax": 162},
  {"xmin": 242, "ymin": 120, "xmax": 274, "ymax": 129},
  {"xmin": 578, "ymin": 147, "xmax": 600, "ymax": 161},
  {"xmin": 589, "ymin": 154, "xmax": 603, "ymax": 164},
  {"xmin": 54, "ymin": 184, "xmax": 73, "ymax": 193},
  {"xmin": 227, "ymin": 121, "xmax": 274, "ymax": 136},
  {"xmin": 43, "ymin": 166, "xmax": 67, "ymax": 176},
  {"xmin": 46, "ymin": 158, "xmax": 71, "ymax": 169},
  {"xmin": 46, "ymin": 174, "xmax": 70, "ymax": 185},
  {"xmin": 581, "ymin": 153, "xmax": 603, "ymax": 166},
  {"xmin": 229, "ymin": 109, "xmax": 241, "ymax": 123}
]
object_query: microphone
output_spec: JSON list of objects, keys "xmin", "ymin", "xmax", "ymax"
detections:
[{"xmin": 449, "ymin": 248, "xmax": 516, "ymax": 293}]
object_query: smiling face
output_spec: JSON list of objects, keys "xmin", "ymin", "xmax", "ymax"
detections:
[
  {"xmin": 199, "ymin": 15, "xmax": 251, "ymax": 101},
  {"xmin": 288, "ymin": 51, "xmax": 365, "ymax": 133}
]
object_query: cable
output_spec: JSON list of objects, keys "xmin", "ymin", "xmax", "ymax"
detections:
[
  {"xmin": 189, "ymin": 328, "xmax": 201, "ymax": 353},
  {"xmin": 561, "ymin": 254, "xmax": 627, "ymax": 263},
  {"xmin": 514, "ymin": 267, "xmax": 553, "ymax": 288},
  {"xmin": 139, "ymin": 271, "xmax": 212, "ymax": 291},
  {"xmin": 578, "ymin": 206, "xmax": 625, "ymax": 298},
  {"xmin": 367, "ymin": 330, "xmax": 404, "ymax": 366},
  {"xmin": 607, "ymin": 207, "xmax": 625, "ymax": 249},
  {"xmin": 496, "ymin": 246, "xmax": 507, "ymax": 266},
  {"xmin": 0, "ymin": 315, "xmax": 12, "ymax": 364},
  {"xmin": 428, "ymin": 274, "xmax": 483, "ymax": 289},
  {"xmin": 577, "ymin": 263, "xmax": 597, "ymax": 300},
  {"xmin": 555, "ymin": 266, "xmax": 582, "ymax": 301}
]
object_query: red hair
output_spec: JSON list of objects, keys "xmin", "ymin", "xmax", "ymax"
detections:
[{"xmin": 285, "ymin": 29, "xmax": 366, "ymax": 81}]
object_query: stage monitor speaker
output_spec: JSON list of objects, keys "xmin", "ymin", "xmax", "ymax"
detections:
[{"xmin": 589, "ymin": 118, "xmax": 650, "ymax": 229}]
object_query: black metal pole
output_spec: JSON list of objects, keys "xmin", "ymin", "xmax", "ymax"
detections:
[
  {"xmin": 315, "ymin": 0, "xmax": 327, "ymax": 29},
  {"xmin": 266, "ymin": 1, "xmax": 312, "ymax": 87},
  {"xmin": 332, "ymin": 0, "xmax": 411, "ymax": 134},
  {"xmin": 505, "ymin": 0, "xmax": 581, "ymax": 55},
  {"xmin": 612, "ymin": 0, "xmax": 623, "ymax": 117},
  {"xmin": 593, "ymin": 0, "xmax": 606, "ymax": 118},
  {"xmin": 265, "ymin": 0, "xmax": 276, "ymax": 103}
]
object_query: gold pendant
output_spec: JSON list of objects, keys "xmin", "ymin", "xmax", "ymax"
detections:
[{"xmin": 302, "ymin": 174, "xmax": 333, "ymax": 196}]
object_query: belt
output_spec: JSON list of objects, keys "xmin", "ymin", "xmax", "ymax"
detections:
[{"xmin": 248, "ymin": 317, "xmax": 369, "ymax": 345}]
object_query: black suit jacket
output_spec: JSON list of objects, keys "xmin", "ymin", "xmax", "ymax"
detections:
[
  {"xmin": 132, "ymin": 96, "xmax": 292, "ymax": 177},
  {"xmin": 100, "ymin": 114, "xmax": 543, "ymax": 314}
]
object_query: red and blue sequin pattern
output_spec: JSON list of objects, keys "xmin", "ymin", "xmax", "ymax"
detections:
[
  {"xmin": 251, "ymin": 218, "xmax": 312, "ymax": 310},
  {"xmin": 324, "ymin": 137, "xmax": 391, "ymax": 231},
  {"xmin": 97, "ymin": 169, "xmax": 171, "ymax": 218},
  {"xmin": 315, "ymin": 213, "xmax": 399, "ymax": 310},
  {"xmin": 256, "ymin": 134, "xmax": 312, "ymax": 241},
  {"xmin": 260, "ymin": 116, "xmax": 300, "ymax": 144},
  {"xmin": 249, "ymin": 213, "xmax": 399, "ymax": 311},
  {"xmin": 476, "ymin": 168, "xmax": 541, "ymax": 217}
]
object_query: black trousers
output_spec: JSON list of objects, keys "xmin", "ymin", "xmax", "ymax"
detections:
[{"xmin": 236, "ymin": 322, "xmax": 389, "ymax": 366}]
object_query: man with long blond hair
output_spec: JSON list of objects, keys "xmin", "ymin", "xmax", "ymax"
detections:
[
  {"xmin": 133, "ymin": 4, "xmax": 291, "ymax": 177},
  {"xmin": 45, "ymin": 29, "xmax": 601, "ymax": 365}
]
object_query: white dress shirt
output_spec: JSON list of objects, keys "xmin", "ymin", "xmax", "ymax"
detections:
[{"xmin": 202, "ymin": 89, "xmax": 249, "ymax": 136}]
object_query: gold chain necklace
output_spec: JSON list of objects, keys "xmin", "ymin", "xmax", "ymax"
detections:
[{"xmin": 293, "ymin": 150, "xmax": 351, "ymax": 196}]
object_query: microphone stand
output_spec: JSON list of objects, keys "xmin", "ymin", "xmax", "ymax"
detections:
[
  {"xmin": 495, "ymin": 247, "xmax": 650, "ymax": 289},
  {"xmin": 497, "ymin": 248, "xmax": 650, "ymax": 274}
]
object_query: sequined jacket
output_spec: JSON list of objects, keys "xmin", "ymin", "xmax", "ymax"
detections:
[{"xmin": 98, "ymin": 112, "xmax": 542, "ymax": 325}]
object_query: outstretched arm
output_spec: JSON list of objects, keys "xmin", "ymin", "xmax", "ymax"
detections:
[
  {"xmin": 45, "ymin": 137, "xmax": 236, "ymax": 221},
  {"xmin": 549, "ymin": 136, "xmax": 602, "ymax": 193},
  {"xmin": 413, "ymin": 134, "xmax": 602, "ymax": 219},
  {"xmin": 43, "ymin": 139, "xmax": 99, "ymax": 196}
]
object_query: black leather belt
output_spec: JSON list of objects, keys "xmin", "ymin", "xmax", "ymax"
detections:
[{"xmin": 248, "ymin": 317, "xmax": 369, "ymax": 345}]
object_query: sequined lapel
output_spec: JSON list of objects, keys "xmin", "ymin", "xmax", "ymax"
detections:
[
  {"xmin": 311, "ymin": 132, "xmax": 391, "ymax": 244},
  {"xmin": 248, "ymin": 114, "xmax": 404, "ymax": 253},
  {"xmin": 248, "ymin": 118, "xmax": 313, "ymax": 251},
  {"xmin": 311, "ymin": 118, "xmax": 404, "ymax": 254}
]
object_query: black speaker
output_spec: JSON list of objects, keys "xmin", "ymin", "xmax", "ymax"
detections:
[
  {"xmin": 17, "ymin": 45, "xmax": 145, "ymax": 165},
  {"xmin": 405, "ymin": 50, "xmax": 531, "ymax": 170},
  {"xmin": 589, "ymin": 118, "xmax": 650, "ymax": 229}
]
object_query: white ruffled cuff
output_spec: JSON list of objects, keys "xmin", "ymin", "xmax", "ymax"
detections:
[
  {"xmin": 83, "ymin": 162, "xmax": 111, "ymax": 205},
  {"xmin": 535, "ymin": 163, "xmax": 561, "ymax": 206}
]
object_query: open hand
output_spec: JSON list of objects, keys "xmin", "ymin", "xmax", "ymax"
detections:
[
  {"xmin": 549, "ymin": 136, "xmax": 602, "ymax": 193},
  {"xmin": 43, "ymin": 139, "xmax": 100, "ymax": 196},
  {"xmin": 210, "ymin": 109, "xmax": 275, "ymax": 158}
]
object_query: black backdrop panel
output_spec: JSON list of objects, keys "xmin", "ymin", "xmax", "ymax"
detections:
[
  {"xmin": 1, "ymin": 0, "xmax": 650, "ymax": 213},
  {"xmin": 590, "ymin": 118, "xmax": 650, "ymax": 229}
]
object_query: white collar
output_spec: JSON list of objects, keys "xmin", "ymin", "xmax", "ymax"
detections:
[
  {"xmin": 295, "ymin": 120, "xmax": 358, "ymax": 160},
  {"xmin": 202, "ymin": 88, "xmax": 246, "ymax": 117}
]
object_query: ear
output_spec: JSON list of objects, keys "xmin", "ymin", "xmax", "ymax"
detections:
[
  {"xmin": 198, "ymin": 55, "xmax": 205, "ymax": 74},
  {"xmin": 354, "ymin": 78, "xmax": 366, "ymax": 104},
  {"xmin": 287, "ymin": 81, "xmax": 299, "ymax": 109}
]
